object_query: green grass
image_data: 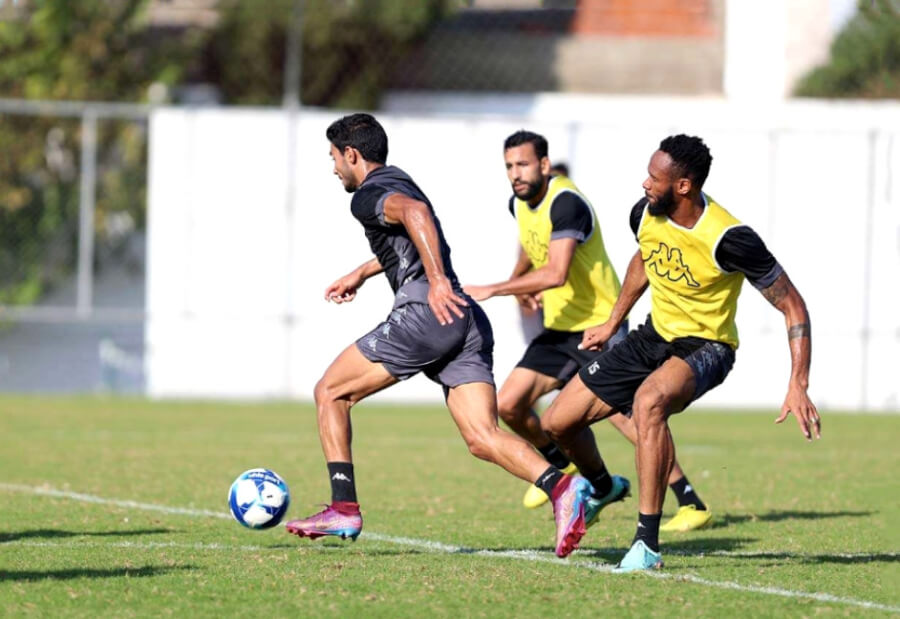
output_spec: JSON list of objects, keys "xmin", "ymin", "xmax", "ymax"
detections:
[{"xmin": 0, "ymin": 395, "xmax": 897, "ymax": 617}]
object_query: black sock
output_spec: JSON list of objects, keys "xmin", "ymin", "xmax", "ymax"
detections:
[
  {"xmin": 586, "ymin": 468, "xmax": 613, "ymax": 498},
  {"xmin": 670, "ymin": 476, "xmax": 706, "ymax": 510},
  {"xmin": 534, "ymin": 466, "xmax": 564, "ymax": 498},
  {"xmin": 327, "ymin": 462, "xmax": 357, "ymax": 503},
  {"xmin": 537, "ymin": 442, "xmax": 571, "ymax": 470},
  {"xmin": 633, "ymin": 512, "xmax": 662, "ymax": 553}
]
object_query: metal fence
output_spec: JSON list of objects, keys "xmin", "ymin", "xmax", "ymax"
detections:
[{"xmin": 0, "ymin": 98, "xmax": 152, "ymax": 393}]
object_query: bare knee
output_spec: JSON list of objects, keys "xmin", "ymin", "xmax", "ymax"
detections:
[
  {"xmin": 632, "ymin": 387, "xmax": 669, "ymax": 433},
  {"xmin": 497, "ymin": 393, "xmax": 527, "ymax": 427},
  {"xmin": 541, "ymin": 407, "xmax": 569, "ymax": 444},
  {"xmin": 313, "ymin": 377, "xmax": 334, "ymax": 407},
  {"xmin": 314, "ymin": 376, "xmax": 357, "ymax": 410}
]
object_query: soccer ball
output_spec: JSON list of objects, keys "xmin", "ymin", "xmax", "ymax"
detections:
[{"xmin": 228, "ymin": 468, "xmax": 290, "ymax": 529}]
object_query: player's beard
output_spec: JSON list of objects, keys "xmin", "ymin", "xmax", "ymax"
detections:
[
  {"xmin": 513, "ymin": 178, "xmax": 543, "ymax": 202},
  {"xmin": 338, "ymin": 168, "xmax": 358, "ymax": 193},
  {"xmin": 647, "ymin": 186, "xmax": 676, "ymax": 216}
]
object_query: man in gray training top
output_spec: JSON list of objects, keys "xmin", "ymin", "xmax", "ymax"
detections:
[{"xmin": 285, "ymin": 113, "xmax": 597, "ymax": 559}]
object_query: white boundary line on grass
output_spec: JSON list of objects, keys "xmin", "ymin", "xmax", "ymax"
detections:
[{"xmin": 2, "ymin": 483, "xmax": 897, "ymax": 614}]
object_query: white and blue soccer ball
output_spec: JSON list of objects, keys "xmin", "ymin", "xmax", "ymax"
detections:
[{"xmin": 228, "ymin": 468, "xmax": 290, "ymax": 529}]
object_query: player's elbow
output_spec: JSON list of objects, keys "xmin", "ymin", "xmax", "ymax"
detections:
[
  {"xmin": 781, "ymin": 284, "xmax": 809, "ymax": 323},
  {"xmin": 544, "ymin": 268, "xmax": 568, "ymax": 289}
]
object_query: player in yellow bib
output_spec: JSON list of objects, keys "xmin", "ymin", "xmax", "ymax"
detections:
[
  {"xmin": 465, "ymin": 131, "xmax": 712, "ymax": 533},
  {"xmin": 540, "ymin": 134, "xmax": 819, "ymax": 572}
]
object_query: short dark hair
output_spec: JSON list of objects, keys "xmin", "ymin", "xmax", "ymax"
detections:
[
  {"xmin": 659, "ymin": 134, "xmax": 712, "ymax": 189},
  {"xmin": 550, "ymin": 162, "xmax": 569, "ymax": 177},
  {"xmin": 326, "ymin": 113, "xmax": 388, "ymax": 164},
  {"xmin": 504, "ymin": 130, "xmax": 548, "ymax": 160}
]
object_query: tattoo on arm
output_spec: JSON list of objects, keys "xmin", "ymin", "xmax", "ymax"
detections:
[
  {"xmin": 761, "ymin": 274, "xmax": 790, "ymax": 306},
  {"xmin": 788, "ymin": 323, "xmax": 811, "ymax": 340}
]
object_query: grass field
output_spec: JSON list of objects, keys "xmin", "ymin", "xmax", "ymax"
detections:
[{"xmin": 0, "ymin": 395, "xmax": 897, "ymax": 617}]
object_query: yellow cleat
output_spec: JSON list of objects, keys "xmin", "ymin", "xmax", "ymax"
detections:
[
  {"xmin": 523, "ymin": 463, "xmax": 579, "ymax": 509},
  {"xmin": 660, "ymin": 505, "xmax": 713, "ymax": 532}
]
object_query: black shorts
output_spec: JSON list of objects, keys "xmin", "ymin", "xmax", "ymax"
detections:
[
  {"xmin": 578, "ymin": 319, "xmax": 735, "ymax": 415},
  {"xmin": 516, "ymin": 323, "xmax": 628, "ymax": 384},
  {"xmin": 356, "ymin": 302, "xmax": 495, "ymax": 389}
]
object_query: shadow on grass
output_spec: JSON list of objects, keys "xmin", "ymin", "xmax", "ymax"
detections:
[
  {"xmin": 300, "ymin": 543, "xmax": 900, "ymax": 568},
  {"xmin": 0, "ymin": 565, "xmax": 195, "ymax": 582},
  {"xmin": 0, "ymin": 528, "xmax": 173, "ymax": 542},
  {"xmin": 695, "ymin": 551, "xmax": 900, "ymax": 565},
  {"xmin": 713, "ymin": 510, "xmax": 875, "ymax": 528},
  {"xmin": 578, "ymin": 536, "xmax": 758, "ymax": 561},
  {"xmin": 311, "ymin": 548, "xmax": 428, "ymax": 557}
]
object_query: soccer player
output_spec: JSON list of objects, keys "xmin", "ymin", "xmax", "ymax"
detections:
[
  {"xmin": 540, "ymin": 134, "xmax": 819, "ymax": 572},
  {"xmin": 550, "ymin": 161, "xmax": 570, "ymax": 178},
  {"xmin": 285, "ymin": 114, "xmax": 594, "ymax": 558},
  {"xmin": 464, "ymin": 131, "xmax": 712, "ymax": 533}
]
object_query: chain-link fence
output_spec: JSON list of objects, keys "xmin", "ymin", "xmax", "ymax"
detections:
[{"xmin": 0, "ymin": 100, "xmax": 150, "ymax": 393}]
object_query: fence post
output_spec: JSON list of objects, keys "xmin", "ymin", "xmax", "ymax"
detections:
[
  {"xmin": 860, "ymin": 129, "xmax": 877, "ymax": 411},
  {"xmin": 77, "ymin": 109, "xmax": 98, "ymax": 318}
]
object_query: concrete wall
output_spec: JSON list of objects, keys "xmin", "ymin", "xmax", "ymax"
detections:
[{"xmin": 146, "ymin": 99, "xmax": 900, "ymax": 411}]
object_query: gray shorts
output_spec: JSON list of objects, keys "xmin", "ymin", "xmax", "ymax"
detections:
[{"xmin": 356, "ymin": 302, "xmax": 495, "ymax": 389}]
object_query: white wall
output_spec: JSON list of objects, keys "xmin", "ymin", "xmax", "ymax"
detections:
[
  {"xmin": 724, "ymin": 0, "xmax": 843, "ymax": 100},
  {"xmin": 146, "ymin": 99, "xmax": 900, "ymax": 411}
]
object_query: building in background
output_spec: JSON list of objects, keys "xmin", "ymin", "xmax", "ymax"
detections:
[{"xmin": 388, "ymin": 0, "xmax": 851, "ymax": 100}]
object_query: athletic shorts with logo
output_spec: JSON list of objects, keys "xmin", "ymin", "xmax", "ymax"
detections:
[
  {"xmin": 579, "ymin": 318, "xmax": 735, "ymax": 415},
  {"xmin": 517, "ymin": 323, "xmax": 628, "ymax": 383},
  {"xmin": 356, "ymin": 301, "xmax": 495, "ymax": 390}
]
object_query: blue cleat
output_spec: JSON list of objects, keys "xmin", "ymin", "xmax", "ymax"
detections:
[
  {"xmin": 612, "ymin": 540, "xmax": 664, "ymax": 573},
  {"xmin": 584, "ymin": 475, "xmax": 631, "ymax": 528}
]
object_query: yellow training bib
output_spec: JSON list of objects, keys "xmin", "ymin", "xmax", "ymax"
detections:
[
  {"xmin": 513, "ymin": 176, "xmax": 621, "ymax": 332},
  {"xmin": 637, "ymin": 194, "xmax": 745, "ymax": 348}
]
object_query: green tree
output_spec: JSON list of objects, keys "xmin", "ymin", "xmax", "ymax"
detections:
[
  {"xmin": 208, "ymin": 0, "xmax": 453, "ymax": 108},
  {"xmin": 795, "ymin": 0, "xmax": 900, "ymax": 98},
  {"xmin": 0, "ymin": 0, "xmax": 454, "ymax": 306},
  {"xmin": 0, "ymin": 0, "xmax": 203, "ymax": 305}
]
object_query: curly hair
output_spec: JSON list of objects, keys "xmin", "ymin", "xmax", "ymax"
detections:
[{"xmin": 659, "ymin": 134, "xmax": 713, "ymax": 189}]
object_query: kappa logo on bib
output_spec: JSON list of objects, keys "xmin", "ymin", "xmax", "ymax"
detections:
[{"xmin": 644, "ymin": 242, "xmax": 700, "ymax": 288}]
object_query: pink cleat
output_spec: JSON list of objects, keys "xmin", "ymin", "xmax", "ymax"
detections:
[
  {"xmin": 285, "ymin": 501, "xmax": 362, "ymax": 541},
  {"xmin": 551, "ymin": 475, "xmax": 594, "ymax": 558}
]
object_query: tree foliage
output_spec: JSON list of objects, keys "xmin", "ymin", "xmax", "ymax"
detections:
[
  {"xmin": 0, "ymin": 0, "xmax": 452, "ymax": 306},
  {"xmin": 795, "ymin": 0, "xmax": 900, "ymax": 98},
  {"xmin": 208, "ymin": 0, "xmax": 452, "ymax": 108},
  {"xmin": 0, "ymin": 0, "xmax": 204, "ymax": 304},
  {"xmin": 208, "ymin": 0, "xmax": 451, "ymax": 109}
]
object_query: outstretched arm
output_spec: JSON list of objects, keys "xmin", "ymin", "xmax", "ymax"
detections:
[
  {"xmin": 382, "ymin": 193, "xmax": 468, "ymax": 326},
  {"xmin": 761, "ymin": 272, "xmax": 819, "ymax": 441},
  {"xmin": 508, "ymin": 246, "xmax": 541, "ymax": 311},
  {"xmin": 324, "ymin": 258, "xmax": 383, "ymax": 304},
  {"xmin": 580, "ymin": 249, "xmax": 648, "ymax": 350},
  {"xmin": 464, "ymin": 238, "xmax": 576, "ymax": 302}
]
